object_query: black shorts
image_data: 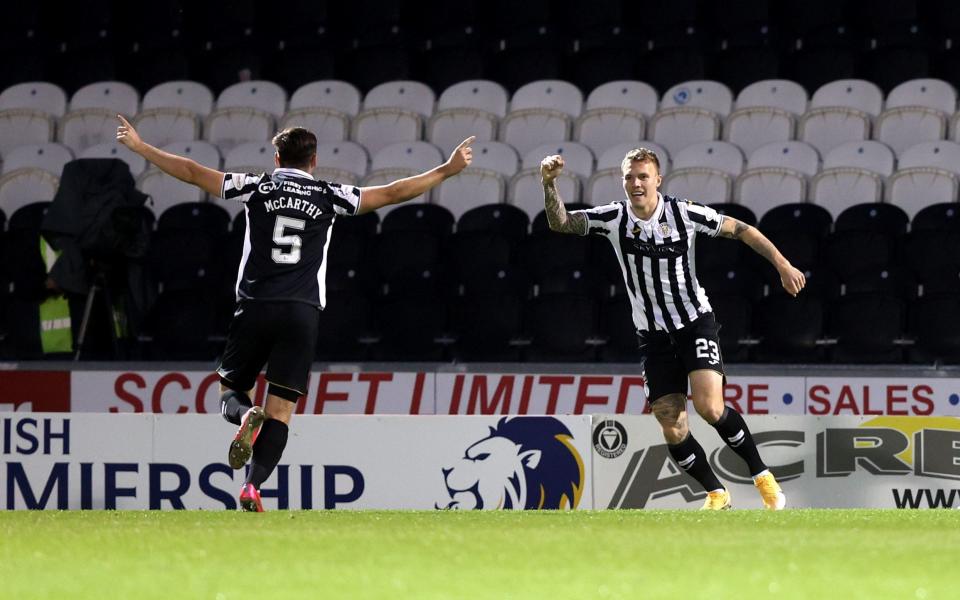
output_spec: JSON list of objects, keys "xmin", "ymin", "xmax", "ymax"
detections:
[
  {"xmin": 217, "ymin": 301, "xmax": 320, "ymax": 398},
  {"xmin": 640, "ymin": 312, "xmax": 725, "ymax": 404}
]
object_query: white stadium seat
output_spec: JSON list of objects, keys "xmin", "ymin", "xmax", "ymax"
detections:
[
  {"xmin": 363, "ymin": 80, "xmax": 435, "ymax": 118},
  {"xmin": 574, "ymin": 109, "xmax": 645, "ymax": 156},
  {"xmin": 469, "ymin": 141, "xmax": 520, "ymax": 177},
  {"xmin": 59, "ymin": 110, "xmax": 118, "ymax": 153},
  {"xmin": 279, "ymin": 108, "xmax": 350, "ymax": 143},
  {"xmin": 523, "ymin": 142, "xmax": 594, "ymax": 180},
  {"xmin": 509, "ymin": 168, "xmax": 581, "ymax": 220},
  {"xmin": 312, "ymin": 168, "xmax": 359, "ymax": 187},
  {"xmin": 132, "ymin": 108, "xmax": 200, "ymax": 147},
  {"xmin": 142, "ymin": 81, "xmax": 214, "ymax": 116},
  {"xmin": 161, "ymin": 141, "xmax": 222, "ymax": 169},
  {"xmin": 0, "ymin": 168, "xmax": 59, "ymax": 217},
  {"xmin": 289, "ymin": 80, "xmax": 361, "ymax": 116},
  {"xmin": 887, "ymin": 141, "xmax": 960, "ymax": 218},
  {"xmin": 437, "ymin": 80, "xmax": 508, "ymax": 117},
  {"xmin": 735, "ymin": 79, "xmax": 809, "ymax": 115},
  {"xmin": 435, "ymin": 169, "xmax": 506, "ymax": 220},
  {"xmin": 886, "ymin": 78, "xmax": 956, "ymax": 114},
  {"xmin": 811, "ymin": 168, "xmax": 884, "ymax": 219},
  {"xmin": 215, "ymin": 81, "xmax": 287, "ymax": 119},
  {"xmin": 70, "ymin": 81, "xmax": 139, "ymax": 115},
  {"xmin": 0, "ymin": 82, "xmax": 68, "ymax": 117},
  {"xmin": 876, "ymin": 107, "xmax": 946, "ymax": 156},
  {"xmin": 724, "ymin": 107, "xmax": 795, "ymax": 157},
  {"xmin": 798, "ymin": 107, "xmax": 870, "ymax": 156},
  {"xmin": 586, "ymin": 80, "xmax": 658, "ymax": 118},
  {"xmin": 138, "ymin": 169, "xmax": 206, "ymax": 217},
  {"xmin": 823, "ymin": 141, "xmax": 895, "ymax": 176},
  {"xmin": 315, "ymin": 141, "xmax": 369, "ymax": 178},
  {"xmin": 746, "ymin": 141, "xmax": 820, "ymax": 176},
  {"xmin": 1, "ymin": 143, "xmax": 73, "ymax": 176},
  {"xmin": 499, "ymin": 109, "xmax": 571, "ymax": 157},
  {"xmin": 224, "ymin": 142, "xmax": 276, "ymax": 172},
  {"xmin": 351, "ymin": 108, "xmax": 422, "ymax": 155},
  {"xmin": 672, "ymin": 141, "xmax": 744, "ymax": 176},
  {"xmin": 0, "ymin": 110, "xmax": 55, "ymax": 155},
  {"xmin": 649, "ymin": 107, "xmax": 721, "ymax": 157},
  {"xmin": 952, "ymin": 112, "xmax": 960, "ymax": 143},
  {"xmin": 371, "ymin": 141, "xmax": 443, "ymax": 172},
  {"xmin": 597, "ymin": 141, "xmax": 671, "ymax": 172},
  {"xmin": 811, "ymin": 79, "xmax": 884, "ymax": 117},
  {"xmin": 79, "ymin": 142, "xmax": 147, "ymax": 176},
  {"xmin": 898, "ymin": 140, "xmax": 960, "ymax": 175},
  {"xmin": 511, "ymin": 80, "xmax": 583, "ymax": 118},
  {"xmin": 427, "ymin": 109, "xmax": 498, "ymax": 155},
  {"xmin": 204, "ymin": 108, "xmax": 274, "ymax": 154},
  {"xmin": 662, "ymin": 168, "xmax": 732, "ymax": 204},
  {"xmin": 361, "ymin": 168, "xmax": 429, "ymax": 215},
  {"xmin": 661, "ymin": 80, "xmax": 733, "ymax": 117},
  {"xmin": 586, "ymin": 170, "xmax": 626, "ymax": 205}
]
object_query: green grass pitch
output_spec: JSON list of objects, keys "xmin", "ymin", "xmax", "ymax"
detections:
[{"xmin": 1, "ymin": 510, "xmax": 957, "ymax": 599}]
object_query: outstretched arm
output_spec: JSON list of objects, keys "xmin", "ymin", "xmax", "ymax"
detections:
[
  {"xmin": 541, "ymin": 155, "xmax": 587, "ymax": 235},
  {"xmin": 116, "ymin": 115, "xmax": 226, "ymax": 198},
  {"xmin": 358, "ymin": 136, "xmax": 475, "ymax": 214},
  {"xmin": 718, "ymin": 217, "xmax": 806, "ymax": 297}
]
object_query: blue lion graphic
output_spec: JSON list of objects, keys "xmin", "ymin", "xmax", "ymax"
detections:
[{"xmin": 437, "ymin": 417, "xmax": 585, "ymax": 510}]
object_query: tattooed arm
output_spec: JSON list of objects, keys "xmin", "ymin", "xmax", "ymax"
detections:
[
  {"xmin": 718, "ymin": 217, "xmax": 806, "ymax": 296},
  {"xmin": 540, "ymin": 154, "xmax": 587, "ymax": 235}
]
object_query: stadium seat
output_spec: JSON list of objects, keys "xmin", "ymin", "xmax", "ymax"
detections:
[
  {"xmin": 499, "ymin": 109, "xmax": 572, "ymax": 157},
  {"xmin": 597, "ymin": 293, "xmax": 643, "ymax": 362},
  {"xmin": 752, "ymin": 294, "xmax": 825, "ymax": 363},
  {"xmin": 1, "ymin": 143, "xmax": 73, "ymax": 176},
  {"xmin": 724, "ymin": 107, "xmax": 795, "ymax": 158},
  {"xmin": 759, "ymin": 203, "xmax": 832, "ymax": 236},
  {"xmin": 649, "ymin": 107, "xmax": 721, "ymax": 158},
  {"xmin": 887, "ymin": 141, "xmax": 960, "ymax": 218},
  {"xmin": 314, "ymin": 141, "xmax": 369, "ymax": 179},
  {"xmin": 351, "ymin": 108, "xmax": 423, "ymax": 156},
  {"xmin": 138, "ymin": 170, "xmax": 206, "ymax": 218},
  {"xmin": 131, "ymin": 109, "xmax": 200, "ymax": 147},
  {"xmin": 437, "ymin": 80, "xmax": 509, "ymax": 117},
  {"xmin": 876, "ymin": 79, "xmax": 951, "ymax": 155},
  {"xmin": 315, "ymin": 290, "xmax": 376, "ymax": 361},
  {"xmin": 843, "ymin": 266, "xmax": 917, "ymax": 299},
  {"xmin": 79, "ymin": 143, "xmax": 147, "ymax": 176},
  {"xmin": 522, "ymin": 142, "xmax": 594, "ymax": 180},
  {"xmin": 823, "ymin": 141, "xmax": 896, "ymax": 176},
  {"xmin": 509, "ymin": 166, "xmax": 581, "ymax": 220},
  {"xmin": 69, "ymin": 81, "xmax": 140, "ymax": 115},
  {"xmin": 370, "ymin": 141, "xmax": 443, "ymax": 173},
  {"xmin": 524, "ymin": 293, "xmax": 598, "ymax": 362},
  {"xmin": 364, "ymin": 80, "xmax": 435, "ymax": 119},
  {"xmin": 224, "ymin": 142, "xmax": 276, "ymax": 172},
  {"xmin": 141, "ymin": 290, "xmax": 221, "ymax": 360},
  {"xmin": 0, "ymin": 110, "xmax": 55, "ymax": 155},
  {"xmin": 574, "ymin": 108, "xmax": 645, "ymax": 157},
  {"xmin": 661, "ymin": 141, "xmax": 744, "ymax": 205},
  {"xmin": 811, "ymin": 79, "xmax": 885, "ymax": 117},
  {"xmin": 660, "ymin": 80, "xmax": 734, "ymax": 117},
  {"xmin": 834, "ymin": 203, "xmax": 909, "ymax": 236},
  {"xmin": 585, "ymin": 81, "xmax": 659, "ymax": 118},
  {"xmin": 157, "ymin": 202, "xmax": 231, "ymax": 236},
  {"xmin": 0, "ymin": 168, "xmax": 59, "ymax": 218},
  {"xmin": 735, "ymin": 141, "xmax": 820, "ymax": 218},
  {"xmin": 444, "ymin": 230, "xmax": 513, "ymax": 275},
  {"xmin": 289, "ymin": 81, "xmax": 362, "ymax": 117},
  {"xmin": 810, "ymin": 141, "xmax": 892, "ymax": 218},
  {"xmin": 375, "ymin": 294, "xmax": 448, "ymax": 361},
  {"xmin": 0, "ymin": 82, "xmax": 68, "ymax": 117},
  {"xmin": 908, "ymin": 294, "xmax": 960, "ymax": 363},
  {"xmin": 902, "ymin": 230, "xmax": 960, "ymax": 285},
  {"xmin": 450, "ymin": 292, "xmax": 524, "ymax": 361},
  {"xmin": 823, "ymin": 231, "xmax": 895, "ymax": 281},
  {"xmin": 511, "ymin": 80, "xmax": 584, "ymax": 118},
  {"xmin": 380, "ymin": 204, "xmax": 454, "ymax": 236},
  {"xmin": 278, "ymin": 109, "xmax": 349, "ymax": 144},
  {"xmin": 59, "ymin": 110, "xmax": 121, "ymax": 153},
  {"xmin": 215, "ymin": 80, "xmax": 287, "ymax": 119},
  {"xmin": 708, "ymin": 293, "xmax": 752, "ymax": 363},
  {"xmin": 2, "ymin": 202, "xmax": 49, "ymax": 301},
  {"xmin": 734, "ymin": 79, "xmax": 809, "ymax": 116},
  {"xmin": 798, "ymin": 107, "xmax": 871, "ymax": 157},
  {"xmin": 520, "ymin": 231, "xmax": 590, "ymax": 280},
  {"xmin": 456, "ymin": 204, "xmax": 530, "ymax": 243},
  {"xmin": 672, "ymin": 141, "xmax": 744, "ymax": 175},
  {"xmin": 828, "ymin": 293, "xmax": 906, "ymax": 363},
  {"xmin": 142, "ymin": 81, "xmax": 215, "ymax": 117},
  {"xmin": 204, "ymin": 108, "xmax": 274, "ymax": 155},
  {"xmin": 586, "ymin": 171, "xmax": 626, "ymax": 206},
  {"xmin": 434, "ymin": 170, "xmax": 506, "ymax": 221},
  {"xmin": 911, "ymin": 203, "xmax": 960, "ymax": 232},
  {"xmin": 469, "ymin": 141, "xmax": 520, "ymax": 178},
  {"xmin": 709, "ymin": 202, "xmax": 757, "ymax": 226},
  {"xmin": 427, "ymin": 109, "xmax": 498, "ymax": 155}
]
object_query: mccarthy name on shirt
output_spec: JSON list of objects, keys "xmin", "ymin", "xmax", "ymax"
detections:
[{"xmin": 263, "ymin": 195, "xmax": 324, "ymax": 219}]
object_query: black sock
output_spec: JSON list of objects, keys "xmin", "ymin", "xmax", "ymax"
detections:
[
  {"xmin": 711, "ymin": 406, "xmax": 767, "ymax": 477},
  {"xmin": 668, "ymin": 433, "xmax": 724, "ymax": 492},
  {"xmin": 246, "ymin": 419, "xmax": 289, "ymax": 489},
  {"xmin": 220, "ymin": 390, "xmax": 253, "ymax": 426}
]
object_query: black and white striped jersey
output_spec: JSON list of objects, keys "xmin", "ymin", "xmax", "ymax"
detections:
[
  {"xmin": 573, "ymin": 193, "xmax": 725, "ymax": 333},
  {"xmin": 222, "ymin": 167, "xmax": 361, "ymax": 308}
]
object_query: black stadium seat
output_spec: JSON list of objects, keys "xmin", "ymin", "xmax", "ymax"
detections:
[
  {"xmin": 450, "ymin": 292, "xmax": 524, "ymax": 362},
  {"xmin": 380, "ymin": 204, "xmax": 454, "ymax": 236},
  {"xmin": 457, "ymin": 204, "xmax": 530, "ymax": 244},
  {"xmin": 834, "ymin": 203, "xmax": 909, "ymax": 236},
  {"xmin": 911, "ymin": 204, "xmax": 960, "ymax": 233},
  {"xmin": 753, "ymin": 294, "xmax": 825, "ymax": 363},
  {"xmin": 828, "ymin": 293, "xmax": 906, "ymax": 363},
  {"xmin": 524, "ymin": 293, "xmax": 598, "ymax": 362}
]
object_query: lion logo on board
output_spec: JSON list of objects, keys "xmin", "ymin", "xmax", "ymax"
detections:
[{"xmin": 437, "ymin": 417, "xmax": 585, "ymax": 510}]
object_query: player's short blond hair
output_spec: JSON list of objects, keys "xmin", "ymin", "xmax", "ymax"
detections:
[{"xmin": 621, "ymin": 148, "xmax": 661, "ymax": 174}]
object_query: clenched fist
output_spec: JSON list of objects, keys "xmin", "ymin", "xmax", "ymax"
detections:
[{"xmin": 540, "ymin": 155, "xmax": 564, "ymax": 183}]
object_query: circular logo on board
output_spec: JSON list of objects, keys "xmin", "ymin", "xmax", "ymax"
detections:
[{"xmin": 593, "ymin": 420, "xmax": 628, "ymax": 459}]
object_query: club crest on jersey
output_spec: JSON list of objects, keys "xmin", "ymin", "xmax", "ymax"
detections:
[{"xmin": 659, "ymin": 223, "xmax": 672, "ymax": 236}]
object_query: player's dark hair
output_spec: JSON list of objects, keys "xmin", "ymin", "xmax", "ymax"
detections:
[{"xmin": 272, "ymin": 127, "xmax": 317, "ymax": 170}]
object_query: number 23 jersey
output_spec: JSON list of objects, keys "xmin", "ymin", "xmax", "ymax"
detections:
[{"xmin": 222, "ymin": 167, "xmax": 361, "ymax": 308}]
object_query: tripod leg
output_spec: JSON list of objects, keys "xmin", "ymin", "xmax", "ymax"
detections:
[{"xmin": 74, "ymin": 284, "xmax": 99, "ymax": 361}]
